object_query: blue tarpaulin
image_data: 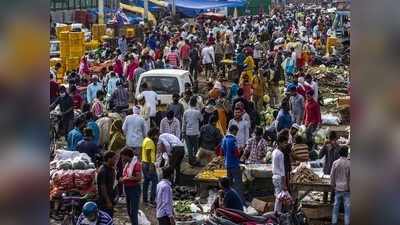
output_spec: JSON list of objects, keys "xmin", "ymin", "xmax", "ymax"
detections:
[
  {"xmin": 169, "ymin": 0, "xmax": 245, "ymax": 17},
  {"xmin": 121, "ymin": 0, "xmax": 161, "ymax": 12}
]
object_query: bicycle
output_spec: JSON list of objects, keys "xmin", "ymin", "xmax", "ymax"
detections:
[{"xmin": 51, "ymin": 191, "xmax": 95, "ymax": 225}]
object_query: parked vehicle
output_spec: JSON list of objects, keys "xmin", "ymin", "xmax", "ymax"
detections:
[{"xmin": 135, "ymin": 69, "xmax": 193, "ymax": 109}]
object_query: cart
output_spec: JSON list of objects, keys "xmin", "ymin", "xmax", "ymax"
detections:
[{"xmin": 220, "ymin": 59, "xmax": 239, "ymax": 81}]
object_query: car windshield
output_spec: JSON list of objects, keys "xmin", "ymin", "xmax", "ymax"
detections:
[{"xmin": 140, "ymin": 76, "xmax": 180, "ymax": 94}]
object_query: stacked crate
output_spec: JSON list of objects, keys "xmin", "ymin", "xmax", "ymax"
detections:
[
  {"xmin": 55, "ymin": 25, "xmax": 71, "ymax": 40},
  {"xmin": 59, "ymin": 31, "xmax": 85, "ymax": 73},
  {"xmin": 92, "ymin": 24, "xmax": 106, "ymax": 41}
]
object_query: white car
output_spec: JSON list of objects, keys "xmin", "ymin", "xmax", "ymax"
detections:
[{"xmin": 135, "ymin": 69, "xmax": 193, "ymax": 106}]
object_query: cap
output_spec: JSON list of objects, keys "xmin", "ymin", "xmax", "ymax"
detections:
[
  {"xmin": 136, "ymin": 94, "xmax": 144, "ymax": 101},
  {"xmin": 291, "ymin": 123, "xmax": 300, "ymax": 130}
]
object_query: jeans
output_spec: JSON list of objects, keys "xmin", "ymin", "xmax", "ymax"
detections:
[
  {"xmin": 125, "ymin": 185, "xmax": 141, "ymax": 225},
  {"xmin": 142, "ymin": 162, "xmax": 158, "ymax": 203},
  {"xmin": 332, "ymin": 191, "xmax": 350, "ymax": 225},
  {"xmin": 272, "ymin": 177, "xmax": 283, "ymax": 213},
  {"xmin": 227, "ymin": 167, "xmax": 244, "ymax": 204},
  {"xmin": 185, "ymin": 135, "xmax": 199, "ymax": 164}
]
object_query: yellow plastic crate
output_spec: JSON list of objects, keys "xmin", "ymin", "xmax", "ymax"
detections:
[
  {"xmin": 56, "ymin": 26, "xmax": 71, "ymax": 39},
  {"xmin": 126, "ymin": 28, "xmax": 135, "ymax": 38},
  {"xmin": 66, "ymin": 57, "xmax": 80, "ymax": 72},
  {"xmin": 69, "ymin": 32, "xmax": 84, "ymax": 40},
  {"xmin": 85, "ymin": 40, "xmax": 100, "ymax": 51},
  {"xmin": 59, "ymin": 31, "xmax": 70, "ymax": 42}
]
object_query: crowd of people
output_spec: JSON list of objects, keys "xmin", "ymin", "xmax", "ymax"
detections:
[{"xmin": 50, "ymin": 3, "xmax": 350, "ymax": 225}]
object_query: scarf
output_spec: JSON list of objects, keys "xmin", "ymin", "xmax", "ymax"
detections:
[{"xmin": 123, "ymin": 156, "xmax": 138, "ymax": 178}]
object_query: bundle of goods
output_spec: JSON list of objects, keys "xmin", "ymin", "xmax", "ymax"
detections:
[
  {"xmin": 50, "ymin": 150, "xmax": 97, "ymax": 199},
  {"xmin": 291, "ymin": 164, "xmax": 322, "ymax": 184},
  {"xmin": 204, "ymin": 156, "xmax": 224, "ymax": 171},
  {"xmin": 173, "ymin": 186, "xmax": 197, "ymax": 201}
]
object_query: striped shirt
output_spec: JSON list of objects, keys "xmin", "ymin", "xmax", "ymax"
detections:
[
  {"xmin": 76, "ymin": 210, "xmax": 114, "ymax": 225},
  {"xmin": 166, "ymin": 51, "xmax": 179, "ymax": 67},
  {"xmin": 91, "ymin": 98, "xmax": 104, "ymax": 118},
  {"xmin": 110, "ymin": 87, "xmax": 129, "ymax": 108},
  {"xmin": 159, "ymin": 117, "xmax": 181, "ymax": 138}
]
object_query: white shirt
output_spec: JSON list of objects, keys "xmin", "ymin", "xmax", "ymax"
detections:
[
  {"xmin": 142, "ymin": 90, "xmax": 159, "ymax": 117},
  {"xmin": 201, "ymin": 46, "xmax": 215, "ymax": 65},
  {"xmin": 157, "ymin": 133, "xmax": 184, "ymax": 155},
  {"xmin": 228, "ymin": 118, "xmax": 250, "ymax": 148},
  {"xmin": 122, "ymin": 114, "xmax": 146, "ymax": 148},
  {"xmin": 272, "ymin": 148, "xmax": 285, "ymax": 178}
]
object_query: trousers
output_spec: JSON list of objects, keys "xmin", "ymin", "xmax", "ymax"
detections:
[
  {"xmin": 185, "ymin": 135, "xmax": 199, "ymax": 164},
  {"xmin": 125, "ymin": 185, "xmax": 141, "ymax": 225},
  {"xmin": 168, "ymin": 146, "xmax": 185, "ymax": 186},
  {"xmin": 227, "ymin": 167, "xmax": 245, "ymax": 204},
  {"xmin": 142, "ymin": 162, "xmax": 158, "ymax": 202}
]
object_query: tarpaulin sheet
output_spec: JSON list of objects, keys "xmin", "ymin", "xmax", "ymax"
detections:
[
  {"xmin": 169, "ymin": 0, "xmax": 245, "ymax": 17},
  {"xmin": 169, "ymin": 0, "xmax": 245, "ymax": 9}
]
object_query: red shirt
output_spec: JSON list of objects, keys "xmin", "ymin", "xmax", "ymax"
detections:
[
  {"xmin": 113, "ymin": 59, "xmax": 124, "ymax": 76},
  {"xmin": 122, "ymin": 161, "xmax": 142, "ymax": 187},
  {"xmin": 127, "ymin": 61, "xmax": 138, "ymax": 81},
  {"xmin": 180, "ymin": 44, "xmax": 191, "ymax": 60},
  {"xmin": 240, "ymin": 82, "xmax": 253, "ymax": 101},
  {"xmin": 304, "ymin": 98, "xmax": 322, "ymax": 126},
  {"xmin": 297, "ymin": 84, "xmax": 313, "ymax": 98},
  {"xmin": 71, "ymin": 93, "xmax": 83, "ymax": 109},
  {"xmin": 50, "ymin": 80, "xmax": 59, "ymax": 100}
]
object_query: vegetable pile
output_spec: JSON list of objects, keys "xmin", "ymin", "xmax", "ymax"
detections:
[
  {"xmin": 174, "ymin": 200, "xmax": 193, "ymax": 214},
  {"xmin": 173, "ymin": 186, "xmax": 197, "ymax": 201},
  {"xmin": 203, "ymin": 157, "xmax": 224, "ymax": 171}
]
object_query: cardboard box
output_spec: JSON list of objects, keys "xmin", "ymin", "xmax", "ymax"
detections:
[{"xmin": 251, "ymin": 196, "xmax": 275, "ymax": 213}]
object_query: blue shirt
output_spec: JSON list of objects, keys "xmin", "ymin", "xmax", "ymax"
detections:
[
  {"xmin": 76, "ymin": 139, "xmax": 101, "ymax": 161},
  {"xmin": 276, "ymin": 109, "xmax": 293, "ymax": 132},
  {"xmin": 222, "ymin": 134, "xmax": 240, "ymax": 169},
  {"xmin": 67, "ymin": 128, "xmax": 83, "ymax": 151},
  {"xmin": 107, "ymin": 77, "xmax": 119, "ymax": 97},
  {"xmin": 223, "ymin": 188, "xmax": 244, "ymax": 211},
  {"xmin": 229, "ymin": 83, "xmax": 239, "ymax": 101},
  {"xmin": 76, "ymin": 210, "xmax": 113, "ymax": 225},
  {"xmin": 87, "ymin": 121, "xmax": 100, "ymax": 145},
  {"xmin": 86, "ymin": 83, "xmax": 102, "ymax": 104},
  {"xmin": 236, "ymin": 52, "xmax": 245, "ymax": 66}
]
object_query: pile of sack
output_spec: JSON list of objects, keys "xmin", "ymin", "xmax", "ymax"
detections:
[{"xmin": 50, "ymin": 150, "xmax": 97, "ymax": 199}]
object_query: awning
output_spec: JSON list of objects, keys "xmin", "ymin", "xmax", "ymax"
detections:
[
  {"xmin": 169, "ymin": 0, "xmax": 245, "ymax": 17},
  {"xmin": 169, "ymin": 0, "xmax": 245, "ymax": 10}
]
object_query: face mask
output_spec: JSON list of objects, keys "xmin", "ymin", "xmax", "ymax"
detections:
[{"xmin": 60, "ymin": 92, "xmax": 66, "ymax": 97}]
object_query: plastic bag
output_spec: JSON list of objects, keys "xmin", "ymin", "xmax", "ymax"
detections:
[
  {"xmin": 138, "ymin": 210, "xmax": 150, "ymax": 225},
  {"xmin": 54, "ymin": 149, "xmax": 80, "ymax": 161},
  {"xmin": 277, "ymin": 191, "xmax": 294, "ymax": 206},
  {"xmin": 321, "ymin": 113, "xmax": 341, "ymax": 125}
]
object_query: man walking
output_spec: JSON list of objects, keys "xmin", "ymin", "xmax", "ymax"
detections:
[
  {"xmin": 272, "ymin": 134, "xmax": 288, "ymax": 213},
  {"xmin": 156, "ymin": 168, "xmax": 175, "ymax": 225},
  {"xmin": 122, "ymin": 106, "xmax": 146, "ymax": 156},
  {"xmin": 331, "ymin": 146, "xmax": 350, "ymax": 225},
  {"xmin": 182, "ymin": 97, "xmax": 203, "ymax": 166},
  {"xmin": 221, "ymin": 125, "xmax": 244, "ymax": 204}
]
